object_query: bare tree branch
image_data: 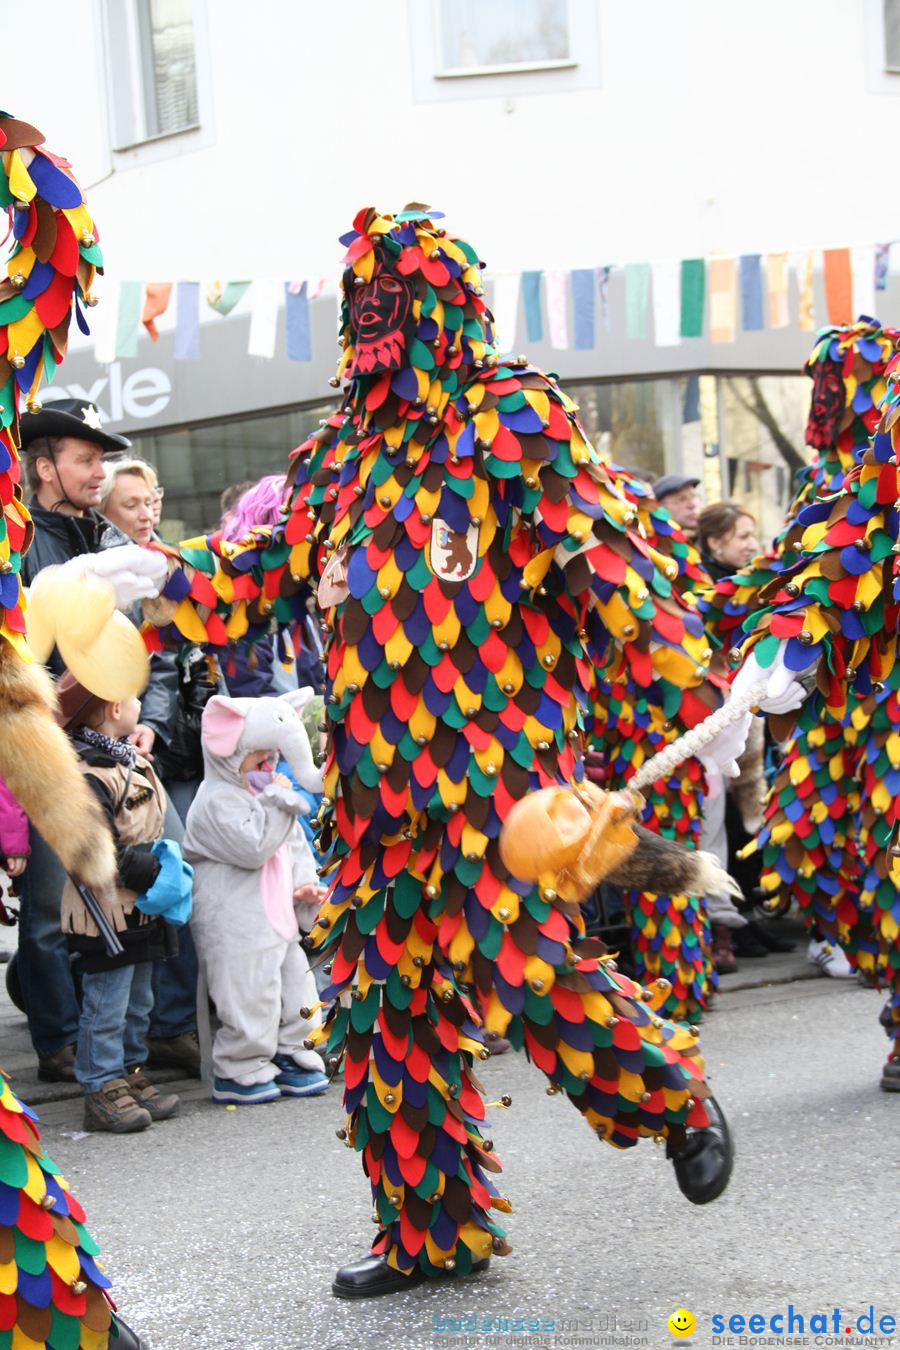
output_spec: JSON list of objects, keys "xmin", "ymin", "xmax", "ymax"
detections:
[{"xmin": 724, "ymin": 377, "xmax": 806, "ymax": 478}]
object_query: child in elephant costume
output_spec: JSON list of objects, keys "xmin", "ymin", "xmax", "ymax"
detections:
[{"xmin": 183, "ymin": 690, "xmax": 329, "ymax": 1103}]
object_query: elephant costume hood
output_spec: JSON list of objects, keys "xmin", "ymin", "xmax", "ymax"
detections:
[{"xmin": 199, "ymin": 689, "xmax": 325, "ymax": 795}]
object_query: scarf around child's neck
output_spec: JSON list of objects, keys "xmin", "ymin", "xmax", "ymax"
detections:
[{"xmin": 74, "ymin": 725, "xmax": 138, "ymax": 768}]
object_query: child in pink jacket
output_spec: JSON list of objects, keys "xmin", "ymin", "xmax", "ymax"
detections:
[{"xmin": 0, "ymin": 773, "xmax": 29, "ymax": 879}]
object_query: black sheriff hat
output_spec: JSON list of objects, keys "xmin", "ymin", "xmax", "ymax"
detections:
[{"xmin": 20, "ymin": 397, "xmax": 131, "ymax": 455}]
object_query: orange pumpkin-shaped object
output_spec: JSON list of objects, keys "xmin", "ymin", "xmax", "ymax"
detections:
[{"xmin": 500, "ymin": 782, "xmax": 642, "ymax": 900}]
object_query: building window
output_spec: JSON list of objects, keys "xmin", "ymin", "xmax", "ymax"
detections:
[
  {"xmin": 886, "ymin": 0, "xmax": 900, "ymax": 68},
  {"xmin": 104, "ymin": 0, "xmax": 199, "ymax": 149},
  {"xmin": 436, "ymin": 0, "xmax": 571, "ymax": 78}
]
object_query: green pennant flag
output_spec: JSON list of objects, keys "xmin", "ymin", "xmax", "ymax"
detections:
[
  {"xmin": 114, "ymin": 281, "xmax": 142, "ymax": 358},
  {"xmin": 206, "ymin": 280, "xmax": 251, "ymax": 315},
  {"xmin": 680, "ymin": 259, "xmax": 705, "ymax": 338}
]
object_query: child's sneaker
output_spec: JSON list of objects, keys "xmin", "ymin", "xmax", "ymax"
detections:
[
  {"xmin": 211, "ymin": 1076, "xmax": 281, "ymax": 1105},
  {"xmin": 273, "ymin": 1054, "xmax": 329, "ymax": 1097},
  {"xmin": 83, "ymin": 1078, "xmax": 152, "ymax": 1133},
  {"xmin": 125, "ymin": 1065, "xmax": 179, "ymax": 1121}
]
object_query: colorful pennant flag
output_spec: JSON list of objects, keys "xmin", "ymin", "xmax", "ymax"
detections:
[
  {"xmin": 875, "ymin": 243, "xmax": 891, "ymax": 291},
  {"xmin": 680, "ymin": 259, "xmax": 705, "ymax": 338},
  {"xmin": 522, "ymin": 271, "xmax": 543, "ymax": 342},
  {"xmin": 823, "ymin": 247, "xmax": 853, "ymax": 323},
  {"xmin": 248, "ymin": 281, "xmax": 281, "ymax": 359},
  {"xmin": 765, "ymin": 253, "xmax": 789, "ymax": 329},
  {"xmin": 651, "ymin": 260, "xmax": 681, "ymax": 346},
  {"xmin": 708, "ymin": 259, "xmax": 737, "ymax": 344},
  {"xmin": 571, "ymin": 268, "xmax": 595, "ymax": 350},
  {"xmin": 114, "ymin": 281, "xmax": 142, "ymax": 359},
  {"xmin": 174, "ymin": 281, "xmax": 200, "ymax": 360},
  {"xmin": 207, "ymin": 281, "xmax": 251, "ymax": 316},
  {"xmin": 142, "ymin": 282, "xmax": 173, "ymax": 341},
  {"xmin": 624, "ymin": 263, "xmax": 650, "ymax": 339},
  {"xmin": 739, "ymin": 255, "xmax": 764, "ymax": 331},
  {"xmin": 491, "ymin": 273, "xmax": 521, "ymax": 350},
  {"xmin": 285, "ymin": 281, "xmax": 311, "ymax": 361},
  {"xmin": 796, "ymin": 251, "xmax": 815, "ymax": 331},
  {"xmin": 597, "ymin": 266, "xmax": 612, "ymax": 333},
  {"xmin": 546, "ymin": 270, "xmax": 569, "ymax": 349},
  {"xmin": 851, "ymin": 244, "xmax": 876, "ymax": 319}
]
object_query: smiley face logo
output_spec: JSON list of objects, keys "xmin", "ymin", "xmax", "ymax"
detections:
[{"xmin": 668, "ymin": 1307, "xmax": 696, "ymax": 1339}]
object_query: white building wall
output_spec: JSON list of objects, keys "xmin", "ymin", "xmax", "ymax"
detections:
[{"xmin": 6, "ymin": 0, "xmax": 900, "ymax": 283}]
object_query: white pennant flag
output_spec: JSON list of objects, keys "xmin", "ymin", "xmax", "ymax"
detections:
[
  {"xmin": 651, "ymin": 260, "xmax": 681, "ymax": 346},
  {"xmin": 248, "ymin": 280, "xmax": 281, "ymax": 359},
  {"xmin": 91, "ymin": 279, "xmax": 120, "ymax": 366},
  {"xmin": 491, "ymin": 273, "xmax": 521, "ymax": 351},
  {"xmin": 546, "ymin": 269, "xmax": 569, "ymax": 349},
  {"xmin": 851, "ymin": 245, "xmax": 876, "ymax": 320}
]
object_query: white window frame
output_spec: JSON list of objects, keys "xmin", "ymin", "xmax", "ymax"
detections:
[
  {"xmin": 409, "ymin": 0, "xmax": 600, "ymax": 103},
  {"xmin": 433, "ymin": 0, "xmax": 575, "ymax": 80},
  {"xmin": 99, "ymin": 0, "xmax": 215, "ymax": 165},
  {"xmin": 864, "ymin": 0, "xmax": 900, "ymax": 90}
]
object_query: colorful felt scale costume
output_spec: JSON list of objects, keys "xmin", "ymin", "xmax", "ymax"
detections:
[
  {"xmin": 725, "ymin": 326, "xmax": 900, "ymax": 1088},
  {"xmin": 0, "ymin": 112, "xmax": 146, "ymax": 1349},
  {"xmin": 584, "ymin": 478, "xmax": 719, "ymax": 1022},
  {"xmin": 159, "ymin": 207, "xmax": 734, "ymax": 1291}
]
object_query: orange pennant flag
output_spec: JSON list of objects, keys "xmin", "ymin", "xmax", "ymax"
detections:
[
  {"xmin": 823, "ymin": 248, "xmax": 853, "ymax": 324},
  {"xmin": 765, "ymin": 253, "xmax": 789, "ymax": 328},
  {"xmin": 142, "ymin": 282, "xmax": 173, "ymax": 341},
  {"xmin": 708, "ymin": 259, "xmax": 737, "ymax": 343}
]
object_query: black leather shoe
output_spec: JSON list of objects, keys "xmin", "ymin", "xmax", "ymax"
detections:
[
  {"xmin": 880, "ymin": 1059, "xmax": 900, "ymax": 1093},
  {"xmin": 110, "ymin": 1316, "xmax": 147, "ymax": 1348},
  {"xmin": 332, "ymin": 1253, "xmax": 489, "ymax": 1299},
  {"xmin": 668, "ymin": 1095, "xmax": 734, "ymax": 1205}
]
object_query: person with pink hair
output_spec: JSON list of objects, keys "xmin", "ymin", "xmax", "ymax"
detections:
[{"xmin": 220, "ymin": 476, "xmax": 325, "ymax": 697}]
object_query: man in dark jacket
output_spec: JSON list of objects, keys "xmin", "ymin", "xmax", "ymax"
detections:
[{"xmin": 18, "ymin": 399, "xmax": 198, "ymax": 1080}]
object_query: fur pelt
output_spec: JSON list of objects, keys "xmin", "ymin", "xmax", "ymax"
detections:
[
  {"xmin": 0, "ymin": 646, "xmax": 115, "ymax": 887},
  {"xmin": 730, "ymin": 715, "xmax": 766, "ymax": 836},
  {"xmin": 608, "ymin": 824, "xmax": 740, "ymax": 900}
]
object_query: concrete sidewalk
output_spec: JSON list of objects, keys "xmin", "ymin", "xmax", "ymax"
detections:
[{"xmin": 0, "ymin": 912, "xmax": 841, "ymax": 1119}]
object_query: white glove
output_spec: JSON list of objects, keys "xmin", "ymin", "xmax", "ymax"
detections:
[
  {"xmin": 697, "ymin": 710, "xmax": 751, "ymax": 780},
  {"xmin": 731, "ymin": 646, "xmax": 809, "ymax": 715},
  {"xmin": 78, "ymin": 545, "xmax": 168, "ymax": 609}
]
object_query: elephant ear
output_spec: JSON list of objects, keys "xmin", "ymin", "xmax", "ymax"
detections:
[
  {"xmin": 201, "ymin": 696, "xmax": 247, "ymax": 757},
  {"xmin": 279, "ymin": 687, "xmax": 316, "ymax": 713}
]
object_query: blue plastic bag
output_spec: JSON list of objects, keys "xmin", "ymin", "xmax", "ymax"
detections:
[{"xmin": 135, "ymin": 838, "xmax": 193, "ymax": 927}]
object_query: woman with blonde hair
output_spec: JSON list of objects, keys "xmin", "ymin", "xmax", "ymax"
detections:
[{"xmin": 99, "ymin": 458, "xmax": 161, "ymax": 547}]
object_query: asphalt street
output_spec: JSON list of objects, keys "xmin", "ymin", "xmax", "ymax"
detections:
[{"xmin": 20, "ymin": 972, "xmax": 899, "ymax": 1350}]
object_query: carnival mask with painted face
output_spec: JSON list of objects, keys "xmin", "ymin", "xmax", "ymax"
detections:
[
  {"xmin": 346, "ymin": 257, "xmax": 416, "ymax": 376},
  {"xmin": 806, "ymin": 357, "xmax": 845, "ymax": 450}
]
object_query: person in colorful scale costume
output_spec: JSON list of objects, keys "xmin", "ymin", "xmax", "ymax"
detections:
[
  {"xmin": 159, "ymin": 206, "xmax": 740, "ymax": 1297},
  {"xmin": 582, "ymin": 474, "xmax": 722, "ymax": 1023},
  {"xmin": 701, "ymin": 322, "xmax": 897, "ymax": 995},
  {"xmin": 0, "ymin": 112, "xmax": 152, "ymax": 1350},
  {"xmin": 724, "ymin": 329, "xmax": 900, "ymax": 1092}
]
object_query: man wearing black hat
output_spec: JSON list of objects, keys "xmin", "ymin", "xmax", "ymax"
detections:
[
  {"xmin": 653, "ymin": 473, "xmax": 702, "ymax": 536},
  {"xmin": 17, "ymin": 399, "xmax": 202, "ymax": 1082}
]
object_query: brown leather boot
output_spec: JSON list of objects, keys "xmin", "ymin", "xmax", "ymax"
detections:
[
  {"xmin": 125, "ymin": 1066, "xmax": 179, "ymax": 1121},
  {"xmin": 84, "ymin": 1078, "xmax": 152, "ymax": 1134},
  {"xmin": 145, "ymin": 1031, "xmax": 201, "ymax": 1077},
  {"xmin": 712, "ymin": 923, "xmax": 738, "ymax": 975}
]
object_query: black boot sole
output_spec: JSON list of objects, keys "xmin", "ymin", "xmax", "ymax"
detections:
[{"xmin": 332, "ymin": 1257, "xmax": 489, "ymax": 1299}]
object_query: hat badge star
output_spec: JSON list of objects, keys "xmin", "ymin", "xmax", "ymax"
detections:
[{"xmin": 81, "ymin": 404, "xmax": 103, "ymax": 430}]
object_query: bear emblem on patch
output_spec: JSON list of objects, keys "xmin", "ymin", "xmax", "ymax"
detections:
[{"xmin": 429, "ymin": 518, "xmax": 480, "ymax": 582}]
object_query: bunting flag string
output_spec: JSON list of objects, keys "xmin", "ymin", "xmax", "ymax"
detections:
[{"xmin": 82, "ymin": 241, "xmax": 899, "ymax": 367}]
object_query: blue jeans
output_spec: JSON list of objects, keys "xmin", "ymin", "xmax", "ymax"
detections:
[
  {"xmin": 75, "ymin": 962, "xmax": 154, "ymax": 1094},
  {"xmin": 16, "ymin": 829, "xmax": 80, "ymax": 1058},
  {"xmin": 149, "ymin": 781, "xmax": 200, "ymax": 1040}
]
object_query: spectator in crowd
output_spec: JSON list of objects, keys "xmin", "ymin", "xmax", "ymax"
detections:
[
  {"xmin": 219, "ymin": 475, "xmax": 327, "ymax": 697},
  {"xmin": 653, "ymin": 474, "xmax": 702, "ymax": 537},
  {"xmin": 99, "ymin": 456, "xmax": 208, "ymax": 1076},
  {"xmin": 696, "ymin": 500, "xmax": 760, "ymax": 580},
  {"xmin": 0, "ymin": 773, "xmax": 29, "ymax": 883},
  {"xmin": 56, "ymin": 673, "xmax": 181, "ymax": 1134},
  {"xmin": 18, "ymin": 399, "xmax": 134, "ymax": 1082}
]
